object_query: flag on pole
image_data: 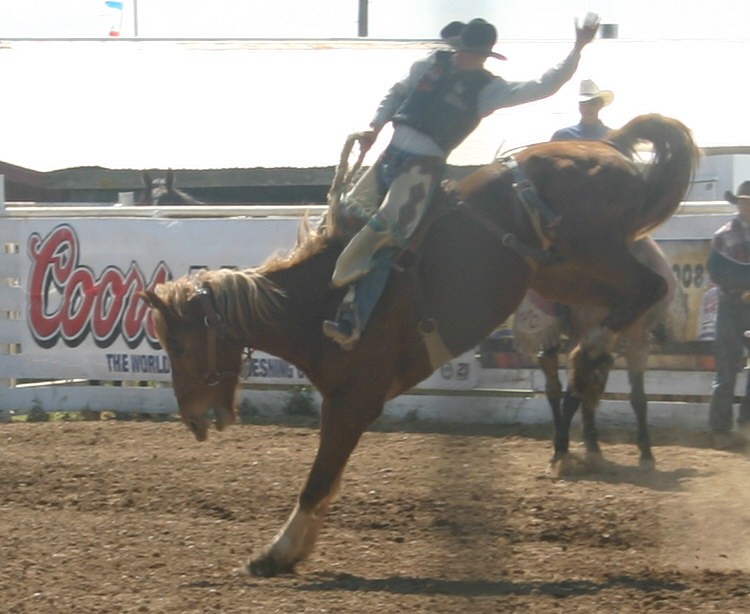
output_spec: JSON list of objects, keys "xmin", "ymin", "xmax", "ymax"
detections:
[{"xmin": 105, "ymin": 1, "xmax": 124, "ymax": 37}]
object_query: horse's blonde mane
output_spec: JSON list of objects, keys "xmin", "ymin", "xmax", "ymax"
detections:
[
  {"xmin": 257, "ymin": 214, "xmax": 333, "ymax": 274},
  {"xmin": 156, "ymin": 268, "xmax": 284, "ymax": 336},
  {"xmin": 156, "ymin": 213, "xmax": 338, "ymax": 335}
]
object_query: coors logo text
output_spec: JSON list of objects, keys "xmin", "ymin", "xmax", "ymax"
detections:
[{"xmin": 28, "ymin": 224, "xmax": 170, "ymax": 349}]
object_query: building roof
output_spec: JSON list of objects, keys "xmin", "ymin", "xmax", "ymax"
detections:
[{"xmin": 0, "ymin": 38, "xmax": 749, "ymax": 172}]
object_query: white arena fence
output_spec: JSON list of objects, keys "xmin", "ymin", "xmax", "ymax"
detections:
[{"xmin": 0, "ymin": 199, "xmax": 742, "ymax": 430}]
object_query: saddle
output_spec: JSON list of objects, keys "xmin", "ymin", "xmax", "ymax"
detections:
[
  {"xmin": 406, "ymin": 168, "xmax": 560, "ymax": 272},
  {"xmin": 324, "ymin": 156, "xmax": 562, "ymax": 366},
  {"xmin": 328, "ymin": 157, "xmax": 559, "ymax": 274}
]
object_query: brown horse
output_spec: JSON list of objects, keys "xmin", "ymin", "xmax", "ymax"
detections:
[
  {"xmin": 141, "ymin": 114, "xmax": 698, "ymax": 576},
  {"xmin": 138, "ymin": 169, "xmax": 203, "ymax": 205},
  {"xmin": 513, "ymin": 236, "xmax": 687, "ymax": 476}
]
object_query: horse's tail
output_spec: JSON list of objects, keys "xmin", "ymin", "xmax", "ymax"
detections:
[{"xmin": 608, "ymin": 113, "xmax": 701, "ymax": 239}]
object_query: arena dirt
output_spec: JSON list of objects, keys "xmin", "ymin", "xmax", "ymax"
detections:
[{"xmin": 1, "ymin": 418, "xmax": 749, "ymax": 613}]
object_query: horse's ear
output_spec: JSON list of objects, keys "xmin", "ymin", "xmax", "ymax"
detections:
[
  {"xmin": 166, "ymin": 169, "xmax": 174, "ymax": 190},
  {"xmin": 140, "ymin": 289, "xmax": 169, "ymax": 314}
]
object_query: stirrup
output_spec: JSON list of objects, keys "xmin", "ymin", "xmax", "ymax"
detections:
[{"xmin": 322, "ymin": 320, "xmax": 360, "ymax": 351}]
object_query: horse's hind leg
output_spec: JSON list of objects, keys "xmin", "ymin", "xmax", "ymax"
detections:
[
  {"xmin": 562, "ymin": 245, "xmax": 667, "ymax": 361},
  {"xmin": 247, "ymin": 394, "xmax": 381, "ymax": 577},
  {"xmin": 601, "ymin": 262, "xmax": 668, "ymax": 336},
  {"xmin": 568, "ymin": 255, "xmax": 665, "ymax": 416},
  {"xmin": 570, "ymin": 339, "xmax": 614, "ymax": 410}
]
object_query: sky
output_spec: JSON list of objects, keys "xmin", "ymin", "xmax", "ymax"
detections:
[
  {"xmin": 2, "ymin": 1, "xmax": 750, "ymax": 172},
  {"xmin": 2, "ymin": 0, "xmax": 749, "ymax": 41}
]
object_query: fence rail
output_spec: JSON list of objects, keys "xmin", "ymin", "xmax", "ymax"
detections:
[{"xmin": 0, "ymin": 201, "xmax": 738, "ymax": 430}]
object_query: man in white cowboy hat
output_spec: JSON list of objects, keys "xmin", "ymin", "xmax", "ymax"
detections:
[
  {"xmin": 516, "ymin": 78, "xmax": 616, "ymax": 363},
  {"xmin": 551, "ymin": 78, "xmax": 614, "ymax": 141},
  {"xmin": 706, "ymin": 180, "xmax": 750, "ymax": 449},
  {"xmin": 323, "ymin": 14, "xmax": 602, "ymax": 349}
]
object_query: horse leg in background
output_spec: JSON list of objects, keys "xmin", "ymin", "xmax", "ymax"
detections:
[
  {"xmin": 538, "ymin": 346, "xmax": 563, "ymax": 449},
  {"xmin": 624, "ymin": 327, "xmax": 656, "ymax": 469},
  {"xmin": 539, "ymin": 345, "xmax": 581, "ymax": 476},
  {"xmin": 579, "ymin": 368, "xmax": 611, "ymax": 472},
  {"xmin": 247, "ymin": 393, "xmax": 381, "ymax": 576}
]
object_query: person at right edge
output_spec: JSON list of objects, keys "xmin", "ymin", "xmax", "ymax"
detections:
[
  {"xmin": 323, "ymin": 13, "xmax": 602, "ymax": 349},
  {"xmin": 707, "ymin": 180, "xmax": 750, "ymax": 450}
]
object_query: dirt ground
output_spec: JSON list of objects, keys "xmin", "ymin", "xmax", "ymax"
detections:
[{"xmin": 1, "ymin": 416, "xmax": 750, "ymax": 614}]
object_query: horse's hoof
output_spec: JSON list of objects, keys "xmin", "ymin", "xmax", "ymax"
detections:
[
  {"xmin": 585, "ymin": 452, "xmax": 612, "ymax": 473},
  {"xmin": 246, "ymin": 553, "xmax": 294, "ymax": 577},
  {"xmin": 547, "ymin": 453, "xmax": 574, "ymax": 477},
  {"xmin": 639, "ymin": 457, "xmax": 656, "ymax": 471}
]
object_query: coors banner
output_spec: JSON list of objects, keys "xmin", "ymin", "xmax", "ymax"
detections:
[{"xmin": 18, "ymin": 217, "xmax": 303, "ymax": 381}]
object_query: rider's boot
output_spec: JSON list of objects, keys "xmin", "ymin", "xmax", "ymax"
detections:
[
  {"xmin": 325, "ymin": 161, "xmax": 439, "ymax": 348},
  {"xmin": 330, "ymin": 223, "xmax": 392, "ymax": 288},
  {"xmin": 323, "ymin": 251, "xmax": 395, "ymax": 350},
  {"xmin": 322, "ymin": 285, "xmax": 361, "ymax": 350},
  {"xmin": 331, "ymin": 160, "xmax": 438, "ymax": 288}
]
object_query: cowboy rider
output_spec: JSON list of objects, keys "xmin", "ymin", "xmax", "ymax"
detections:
[{"xmin": 323, "ymin": 14, "xmax": 602, "ymax": 349}]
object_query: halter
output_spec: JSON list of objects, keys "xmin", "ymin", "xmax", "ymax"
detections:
[{"xmin": 196, "ymin": 286, "xmax": 245, "ymax": 386}]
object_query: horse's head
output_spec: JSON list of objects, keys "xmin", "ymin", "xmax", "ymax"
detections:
[
  {"xmin": 141, "ymin": 283, "xmax": 245, "ymax": 442},
  {"xmin": 141, "ymin": 170, "xmax": 171, "ymax": 205},
  {"xmin": 140, "ymin": 169, "xmax": 202, "ymax": 206}
]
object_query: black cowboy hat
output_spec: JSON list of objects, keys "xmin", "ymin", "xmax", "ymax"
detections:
[
  {"xmin": 725, "ymin": 180, "xmax": 750, "ymax": 204},
  {"xmin": 440, "ymin": 18, "xmax": 507, "ymax": 60}
]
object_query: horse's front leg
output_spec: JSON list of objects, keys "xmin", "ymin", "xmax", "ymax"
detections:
[{"xmin": 247, "ymin": 394, "xmax": 379, "ymax": 577}]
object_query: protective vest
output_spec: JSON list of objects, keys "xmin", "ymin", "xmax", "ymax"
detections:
[{"xmin": 392, "ymin": 51, "xmax": 493, "ymax": 153}]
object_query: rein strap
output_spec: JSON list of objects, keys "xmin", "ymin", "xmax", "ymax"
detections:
[
  {"xmin": 455, "ymin": 202, "xmax": 555, "ymax": 266},
  {"xmin": 502, "ymin": 156, "xmax": 561, "ymax": 231},
  {"xmin": 197, "ymin": 287, "xmax": 240, "ymax": 386}
]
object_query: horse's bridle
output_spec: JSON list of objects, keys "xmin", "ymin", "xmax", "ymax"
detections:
[{"xmin": 196, "ymin": 286, "xmax": 246, "ymax": 386}]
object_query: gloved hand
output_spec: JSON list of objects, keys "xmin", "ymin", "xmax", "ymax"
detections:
[
  {"xmin": 353, "ymin": 130, "xmax": 378, "ymax": 154},
  {"xmin": 574, "ymin": 12, "xmax": 600, "ymax": 51}
]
